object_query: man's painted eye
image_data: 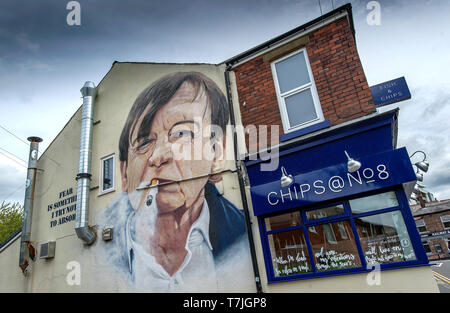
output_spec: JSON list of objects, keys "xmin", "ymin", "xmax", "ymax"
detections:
[
  {"xmin": 170, "ymin": 130, "xmax": 194, "ymax": 139},
  {"xmin": 136, "ymin": 138, "xmax": 155, "ymax": 153}
]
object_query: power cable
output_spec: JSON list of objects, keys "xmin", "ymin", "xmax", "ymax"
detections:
[
  {"xmin": 0, "ymin": 183, "xmax": 24, "ymax": 206},
  {"xmin": 0, "ymin": 150, "xmax": 27, "ymax": 169},
  {"xmin": 0, "ymin": 123, "xmax": 60, "ymax": 166},
  {"xmin": 0, "ymin": 146, "xmax": 27, "ymax": 164},
  {"xmin": 0, "ymin": 124, "xmax": 29, "ymax": 146}
]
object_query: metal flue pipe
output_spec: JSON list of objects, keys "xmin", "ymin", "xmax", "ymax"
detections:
[
  {"xmin": 19, "ymin": 136, "xmax": 42, "ymax": 274},
  {"xmin": 75, "ymin": 81, "xmax": 97, "ymax": 245}
]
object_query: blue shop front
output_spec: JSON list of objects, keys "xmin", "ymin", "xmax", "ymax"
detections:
[{"xmin": 244, "ymin": 109, "xmax": 429, "ymax": 283}]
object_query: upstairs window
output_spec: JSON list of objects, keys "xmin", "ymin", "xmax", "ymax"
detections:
[
  {"xmin": 271, "ymin": 48, "xmax": 323, "ymax": 133},
  {"xmin": 415, "ymin": 219, "xmax": 427, "ymax": 234},
  {"xmin": 441, "ymin": 215, "xmax": 450, "ymax": 230},
  {"xmin": 422, "ymin": 241, "xmax": 432, "ymax": 254},
  {"xmin": 101, "ymin": 154, "xmax": 115, "ymax": 194}
]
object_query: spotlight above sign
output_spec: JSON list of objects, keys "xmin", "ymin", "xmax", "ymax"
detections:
[{"xmin": 370, "ymin": 76, "xmax": 411, "ymax": 107}]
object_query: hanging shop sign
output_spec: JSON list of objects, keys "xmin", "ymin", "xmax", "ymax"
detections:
[
  {"xmin": 250, "ymin": 148, "xmax": 416, "ymax": 216},
  {"xmin": 370, "ymin": 76, "xmax": 411, "ymax": 107}
]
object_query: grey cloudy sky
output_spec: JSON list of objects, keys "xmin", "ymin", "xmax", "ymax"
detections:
[{"xmin": 0, "ymin": 0, "xmax": 449, "ymax": 205}]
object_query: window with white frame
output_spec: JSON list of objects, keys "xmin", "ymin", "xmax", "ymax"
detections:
[
  {"xmin": 415, "ymin": 219, "xmax": 427, "ymax": 234},
  {"xmin": 271, "ymin": 48, "xmax": 324, "ymax": 133},
  {"xmin": 101, "ymin": 154, "xmax": 115, "ymax": 193},
  {"xmin": 440, "ymin": 215, "xmax": 450, "ymax": 229}
]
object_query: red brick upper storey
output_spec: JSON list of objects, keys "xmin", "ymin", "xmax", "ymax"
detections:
[{"xmin": 232, "ymin": 16, "xmax": 376, "ymax": 152}]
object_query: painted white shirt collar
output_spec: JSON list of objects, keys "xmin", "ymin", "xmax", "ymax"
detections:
[{"xmin": 125, "ymin": 199, "xmax": 215, "ymax": 290}]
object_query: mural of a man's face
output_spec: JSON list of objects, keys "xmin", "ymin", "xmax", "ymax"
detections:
[{"xmin": 121, "ymin": 82, "xmax": 224, "ymax": 215}]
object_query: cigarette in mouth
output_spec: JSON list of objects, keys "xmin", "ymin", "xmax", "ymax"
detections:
[{"xmin": 144, "ymin": 179, "xmax": 159, "ymax": 207}]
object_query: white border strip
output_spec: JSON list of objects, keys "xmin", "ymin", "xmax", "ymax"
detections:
[{"xmin": 0, "ymin": 231, "xmax": 22, "ymax": 253}]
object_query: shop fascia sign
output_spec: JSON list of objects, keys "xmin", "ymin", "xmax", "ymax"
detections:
[
  {"xmin": 370, "ymin": 76, "xmax": 411, "ymax": 107},
  {"xmin": 250, "ymin": 148, "xmax": 416, "ymax": 216},
  {"xmin": 421, "ymin": 229, "xmax": 450, "ymax": 239}
]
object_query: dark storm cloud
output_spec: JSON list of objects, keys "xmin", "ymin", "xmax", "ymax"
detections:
[{"xmin": 0, "ymin": 0, "xmax": 324, "ymax": 63}]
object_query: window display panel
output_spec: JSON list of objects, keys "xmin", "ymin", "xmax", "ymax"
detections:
[
  {"xmin": 349, "ymin": 191, "xmax": 398, "ymax": 214},
  {"xmin": 306, "ymin": 204, "xmax": 345, "ymax": 221},
  {"xmin": 268, "ymin": 229, "xmax": 312, "ymax": 277},
  {"xmin": 265, "ymin": 212, "xmax": 302, "ymax": 232},
  {"xmin": 307, "ymin": 221, "xmax": 361, "ymax": 271},
  {"xmin": 355, "ymin": 211, "xmax": 416, "ymax": 264}
]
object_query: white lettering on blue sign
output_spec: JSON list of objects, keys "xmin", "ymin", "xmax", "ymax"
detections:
[
  {"xmin": 266, "ymin": 164, "xmax": 390, "ymax": 206},
  {"xmin": 313, "ymin": 180, "xmax": 326, "ymax": 195}
]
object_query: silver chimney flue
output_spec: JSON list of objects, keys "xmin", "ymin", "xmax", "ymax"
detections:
[
  {"xmin": 19, "ymin": 136, "xmax": 42, "ymax": 274},
  {"xmin": 75, "ymin": 81, "xmax": 97, "ymax": 245}
]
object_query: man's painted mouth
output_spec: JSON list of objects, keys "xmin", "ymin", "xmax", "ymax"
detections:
[
  {"xmin": 135, "ymin": 178, "xmax": 181, "ymax": 192},
  {"xmin": 157, "ymin": 179, "xmax": 182, "ymax": 193}
]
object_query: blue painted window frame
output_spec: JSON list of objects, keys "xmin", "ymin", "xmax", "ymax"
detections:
[{"xmin": 258, "ymin": 186, "xmax": 429, "ymax": 283}]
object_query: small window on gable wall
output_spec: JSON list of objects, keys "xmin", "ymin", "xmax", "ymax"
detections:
[
  {"xmin": 271, "ymin": 48, "xmax": 324, "ymax": 133},
  {"xmin": 101, "ymin": 154, "xmax": 115, "ymax": 194}
]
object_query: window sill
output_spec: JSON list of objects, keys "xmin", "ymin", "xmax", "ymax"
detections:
[
  {"xmin": 99, "ymin": 188, "xmax": 115, "ymax": 196},
  {"xmin": 267, "ymin": 261, "xmax": 431, "ymax": 284},
  {"xmin": 280, "ymin": 120, "xmax": 330, "ymax": 142}
]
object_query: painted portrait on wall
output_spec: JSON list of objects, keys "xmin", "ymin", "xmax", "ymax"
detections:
[{"xmin": 98, "ymin": 71, "xmax": 254, "ymax": 292}]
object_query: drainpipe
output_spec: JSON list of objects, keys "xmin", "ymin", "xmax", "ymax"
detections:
[
  {"xmin": 19, "ymin": 136, "xmax": 42, "ymax": 274},
  {"xmin": 224, "ymin": 67, "xmax": 263, "ymax": 293},
  {"xmin": 75, "ymin": 81, "xmax": 97, "ymax": 245}
]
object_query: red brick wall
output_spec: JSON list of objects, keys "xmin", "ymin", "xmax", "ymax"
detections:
[
  {"xmin": 417, "ymin": 211, "xmax": 450, "ymax": 260},
  {"xmin": 233, "ymin": 16, "xmax": 376, "ymax": 152}
]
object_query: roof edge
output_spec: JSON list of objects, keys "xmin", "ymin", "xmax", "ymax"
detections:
[
  {"xmin": 223, "ymin": 3, "xmax": 353, "ymax": 67},
  {"xmin": 0, "ymin": 227, "xmax": 22, "ymax": 252}
]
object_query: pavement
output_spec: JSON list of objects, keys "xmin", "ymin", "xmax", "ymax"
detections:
[{"xmin": 431, "ymin": 259, "xmax": 450, "ymax": 293}]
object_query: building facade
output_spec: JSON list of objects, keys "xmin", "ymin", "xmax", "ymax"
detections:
[
  {"xmin": 413, "ymin": 199, "xmax": 450, "ymax": 261},
  {"xmin": 0, "ymin": 4, "xmax": 439, "ymax": 293}
]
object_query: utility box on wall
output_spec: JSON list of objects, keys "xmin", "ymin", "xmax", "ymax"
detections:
[{"xmin": 39, "ymin": 242, "xmax": 56, "ymax": 259}]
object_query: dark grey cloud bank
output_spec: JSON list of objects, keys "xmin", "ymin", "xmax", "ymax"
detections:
[{"xmin": 1, "ymin": 0, "xmax": 449, "ymax": 204}]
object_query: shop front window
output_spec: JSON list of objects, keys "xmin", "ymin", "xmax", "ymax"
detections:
[
  {"xmin": 355, "ymin": 211, "xmax": 416, "ymax": 264},
  {"xmin": 349, "ymin": 191, "xmax": 398, "ymax": 214},
  {"xmin": 265, "ymin": 212, "xmax": 302, "ymax": 232},
  {"xmin": 306, "ymin": 204, "xmax": 345, "ymax": 221},
  {"xmin": 308, "ymin": 221, "xmax": 361, "ymax": 271},
  {"xmin": 260, "ymin": 188, "xmax": 425, "ymax": 282},
  {"xmin": 268, "ymin": 229, "xmax": 313, "ymax": 277}
]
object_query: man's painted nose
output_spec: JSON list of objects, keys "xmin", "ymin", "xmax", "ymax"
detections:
[{"xmin": 148, "ymin": 144, "xmax": 172, "ymax": 167}]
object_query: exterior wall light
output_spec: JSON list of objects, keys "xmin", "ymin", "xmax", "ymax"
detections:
[
  {"xmin": 410, "ymin": 150, "xmax": 429, "ymax": 173},
  {"xmin": 416, "ymin": 160, "xmax": 429, "ymax": 173},
  {"xmin": 344, "ymin": 150, "xmax": 361, "ymax": 173},
  {"xmin": 409, "ymin": 150, "xmax": 430, "ymax": 206},
  {"xmin": 415, "ymin": 169, "xmax": 424, "ymax": 182},
  {"xmin": 280, "ymin": 166, "xmax": 294, "ymax": 187}
]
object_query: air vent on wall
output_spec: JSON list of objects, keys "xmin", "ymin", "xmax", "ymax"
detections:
[{"xmin": 39, "ymin": 241, "xmax": 56, "ymax": 259}]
